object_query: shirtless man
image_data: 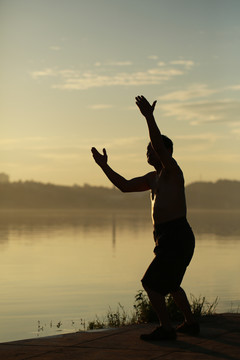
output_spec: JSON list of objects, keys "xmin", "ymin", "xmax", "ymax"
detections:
[{"xmin": 91, "ymin": 95, "xmax": 199, "ymax": 341}]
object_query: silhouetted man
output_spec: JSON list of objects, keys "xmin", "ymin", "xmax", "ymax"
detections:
[{"xmin": 91, "ymin": 95, "xmax": 199, "ymax": 341}]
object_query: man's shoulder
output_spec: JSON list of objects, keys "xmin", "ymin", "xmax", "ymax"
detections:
[
  {"xmin": 144, "ymin": 171, "xmax": 157, "ymax": 187},
  {"xmin": 145, "ymin": 171, "xmax": 157, "ymax": 179},
  {"xmin": 165, "ymin": 159, "xmax": 184, "ymax": 175}
]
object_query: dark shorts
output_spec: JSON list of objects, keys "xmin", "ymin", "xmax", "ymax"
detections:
[{"xmin": 141, "ymin": 217, "xmax": 195, "ymax": 296}]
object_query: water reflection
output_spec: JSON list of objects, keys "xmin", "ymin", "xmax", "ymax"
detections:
[
  {"xmin": 0, "ymin": 208, "xmax": 239, "ymax": 343},
  {"xmin": 112, "ymin": 214, "xmax": 116, "ymax": 251},
  {"xmin": 188, "ymin": 209, "xmax": 240, "ymax": 237},
  {"xmin": 0, "ymin": 209, "xmax": 239, "ymax": 240}
]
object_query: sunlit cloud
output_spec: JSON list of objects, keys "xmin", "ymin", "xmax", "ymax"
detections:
[
  {"xmin": 157, "ymin": 62, "xmax": 166, "ymax": 66},
  {"xmin": 231, "ymin": 128, "xmax": 240, "ymax": 136},
  {"xmin": 31, "ymin": 68, "xmax": 57, "ymax": 79},
  {"xmin": 30, "ymin": 60, "xmax": 194, "ymax": 90},
  {"xmin": 158, "ymin": 84, "xmax": 219, "ymax": 102},
  {"xmin": 59, "ymin": 69, "xmax": 79, "ymax": 78},
  {"xmin": 94, "ymin": 60, "xmax": 132, "ymax": 67},
  {"xmin": 157, "ymin": 83, "xmax": 240, "ymax": 125},
  {"xmin": 228, "ymin": 85, "xmax": 240, "ymax": 91},
  {"xmin": 147, "ymin": 68, "xmax": 182, "ymax": 75},
  {"xmin": 49, "ymin": 46, "xmax": 61, "ymax": 51},
  {"xmin": 148, "ymin": 55, "xmax": 159, "ymax": 60},
  {"xmin": 160, "ymin": 99, "xmax": 240, "ymax": 125},
  {"xmin": 107, "ymin": 61, "xmax": 132, "ymax": 66},
  {"xmin": 49, "ymin": 68, "xmax": 183, "ymax": 90},
  {"xmin": 173, "ymin": 133, "xmax": 227, "ymax": 155},
  {"xmin": 170, "ymin": 60, "xmax": 195, "ymax": 69}
]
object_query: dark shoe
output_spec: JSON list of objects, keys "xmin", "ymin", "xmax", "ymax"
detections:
[
  {"xmin": 176, "ymin": 321, "xmax": 200, "ymax": 336},
  {"xmin": 140, "ymin": 326, "xmax": 176, "ymax": 341}
]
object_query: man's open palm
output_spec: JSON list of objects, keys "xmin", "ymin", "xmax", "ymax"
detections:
[
  {"xmin": 135, "ymin": 95, "xmax": 157, "ymax": 117},
  {"xmin": 91, "ymin": 147, "xmax": 108, "ymax": 166}
]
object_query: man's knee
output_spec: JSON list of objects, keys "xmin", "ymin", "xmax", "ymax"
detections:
[
  {"xmin": 141, "ymin": 280, "xmax": 150, "ymax": 293},
  {"xmin": 141, "ymin": 280, "xmax": 156, "ymax": 295},
  {"xmin": 170, "ymin": 287, "xmax": 182, "ymax": 296}
]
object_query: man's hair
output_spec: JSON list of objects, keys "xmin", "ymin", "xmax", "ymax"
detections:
[{"xmin": 148, "ymin": 135, "xmax": 173, "ymax": 155}]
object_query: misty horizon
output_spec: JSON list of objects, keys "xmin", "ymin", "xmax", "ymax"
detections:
[
  {"xmin": 1, "ymin": 172, "xmax": 239, "ymax": 188},
  {"xmin": 1, "ymin": 177, "xmax": 240, "ymax": 211}
]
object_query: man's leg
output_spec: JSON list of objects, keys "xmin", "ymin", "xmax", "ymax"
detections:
[
  {"xmin": 144, "ymin": 285, "xmax": 172, "ymax": 330},
  {"xmin": 140, "ymin": 285, "xmax": 176, "ymax": 341},
  {"xmin": 170, "ymin": 287, "xmax": 195, "ymax": 324},
  {"xmin": 171, "ymin": 287, "xmax": 200, "ymax": 335}
]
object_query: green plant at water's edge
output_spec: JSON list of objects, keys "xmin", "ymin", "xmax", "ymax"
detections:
[
  {"xmin": 133, "ymin": 290, "xmax": 158, "ymax": 323},
  {"xmin": 36, "ymin": 291, "xmax": 219, "ymax": 333},
  {"xmin": 190, "ymin": 294, "xmax": 218, "ymax": 317},
  {"xmin": 87, "ymin": 290, "xmax": 218, "ymax": 330},
  {"xmin": 88, "ymin": 304, "xmax": 130, "ymax": 330},
  {"xmin": 88, "ymin": 316, "xmax": 106, "ymax": 330}
]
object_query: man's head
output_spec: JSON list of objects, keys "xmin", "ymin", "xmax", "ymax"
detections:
[
  {"xmin": 161, "ymin": 135, "xmax": 173, "ymax": 155},
  {"xmin": 146, "ymin": 135, "xmax": 173, "ymax": 166}
]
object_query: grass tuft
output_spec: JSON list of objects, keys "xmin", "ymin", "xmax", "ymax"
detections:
[{"xmin": 87, "ymin": 290, "xmax": 218, "ymax": 330}]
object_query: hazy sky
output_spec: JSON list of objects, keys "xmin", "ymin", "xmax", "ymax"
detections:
[{"xmin": 1, "ymin": 0, "xmax": 240, "ymax": 186}]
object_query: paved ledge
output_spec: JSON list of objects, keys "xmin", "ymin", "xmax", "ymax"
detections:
[{"xmin": 0, "ymin": 314, "xmax": 239, "ymax": 360}]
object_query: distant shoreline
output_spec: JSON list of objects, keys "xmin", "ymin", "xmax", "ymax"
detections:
[
  {"xmin": 1, "ymin": 208, "xmax": 239, "ymax": 237},
  {"xmin": 0, "ymin": 207, "xmax": 240, "ymax": 213},
  {"xmin": 1, "ymin": 179, "xmax": 240, "ymax": 210}
]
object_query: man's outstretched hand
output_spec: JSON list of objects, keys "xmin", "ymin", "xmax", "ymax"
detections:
[
  {"xmin": 135, "ymin": 95, "xmax": 157, "ymax": 117},
  {"xmin": 91, "ymin": 147, "xmax": 108, "ymax": 167}
]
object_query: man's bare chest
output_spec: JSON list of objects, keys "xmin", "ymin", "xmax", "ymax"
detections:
[{"xmin": 150, "ymin": 171, "xmax": 170, "ymax": 198}]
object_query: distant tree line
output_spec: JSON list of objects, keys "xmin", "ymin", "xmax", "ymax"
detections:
[
  {"xmin": 0, "ymin": 179, "xmax": 239, "ymax": 209},
  {"xmin": 186, "ymin": 180, "xmax": 240, "ymax": 209},
  {"xmin": 0, "ymin": 173, "xmax": 10, "ymax": 184}
]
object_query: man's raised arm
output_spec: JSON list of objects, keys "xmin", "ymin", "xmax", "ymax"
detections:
[
  {"xmin": 91, "ymin": 147, "xmax": 151, "ymax": 192},
  {"xmin": 135, "ymin": 95, "xmax": 175, "ymax": 169}
]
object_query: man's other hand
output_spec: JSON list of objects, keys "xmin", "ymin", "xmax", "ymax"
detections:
[
  {"xmin": 135, "ymin": 95, "xmax": 157, "ymax": 117},
  {"xmin": 91, "ymin": 147, "xmax": 108, "ymax": 167}
]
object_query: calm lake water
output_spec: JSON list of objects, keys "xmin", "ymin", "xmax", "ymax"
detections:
[{"xmin": 0, "ymin": 209, "xmax": 239, "ymax": 342}]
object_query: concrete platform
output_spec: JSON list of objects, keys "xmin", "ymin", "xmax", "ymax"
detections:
[{"xmin": 0, "ymin": 314, "xmax": 239, "ymax": 360}]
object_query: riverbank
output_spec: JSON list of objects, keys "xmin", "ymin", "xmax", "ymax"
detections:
[{"xmin": 1, "ymin": 313, "xmax": 239, "ymax": 360}]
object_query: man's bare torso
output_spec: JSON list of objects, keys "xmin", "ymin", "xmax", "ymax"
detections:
[{"xmin": 147, "ymin": 163, "xmax": 187, "ymax": 225}]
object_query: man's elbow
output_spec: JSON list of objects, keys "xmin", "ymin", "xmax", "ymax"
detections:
[
  {"xmin": 120, "ymin": 188, "xmax": 131, "ymax": 193},
  {"xmin": 119, "ymin": 181, "xmax": 132, "ymax": 193},
  {"xmin": 119, "ymin": 186, "xmax": 130, "ymax": 193}
]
